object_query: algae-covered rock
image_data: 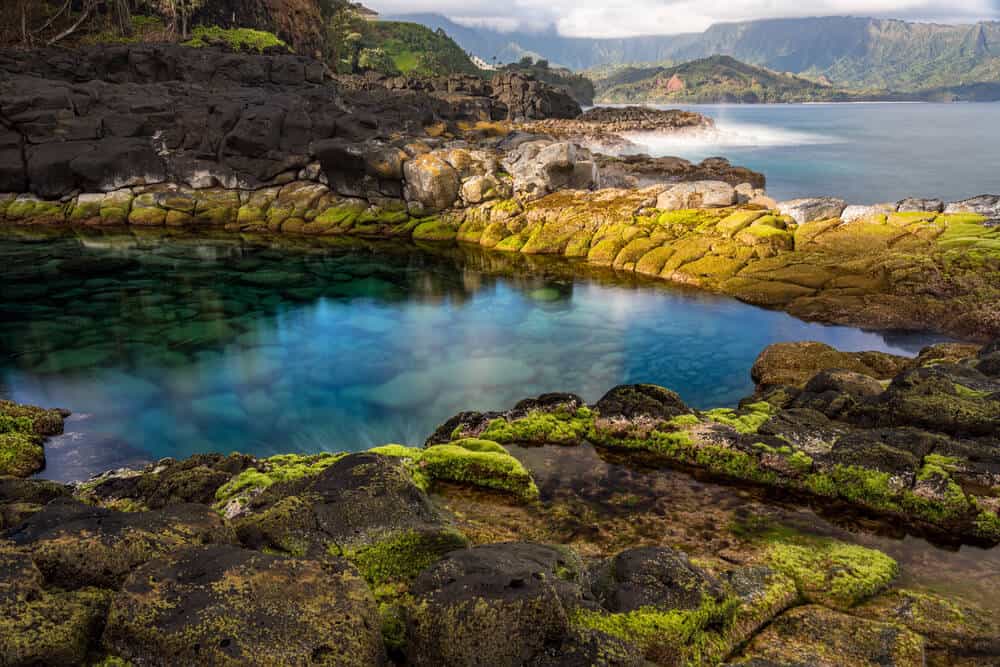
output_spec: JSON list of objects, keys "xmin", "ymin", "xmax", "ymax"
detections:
[
  {"xmin": 406, "ymin": 542, "xmax": 586, "ymax": 666},
  {"xmin": 0, "ymin": 476, "xmax": 70, "ymax": 529},
  {"xmin": 5, "ymin": 498, "xmax": 235, "ymax": 589},
  {"xmin": 0, "ymin": 399, "xmax": 66, "ymax": 478},
  {"xmin": 0, "ymin": 544, "xmax": 111, "ymax": 666},
  {"xmin": 728, "ymin": 604, "xmax": 925, "ymax": 667},
  {"xmin": 78, "ymin": 453, "xmax": 255, "ymax": 510},
  {"xmin": 103, "ymin": 544, "xmax": 385, "ymax": 666},
  {"xmin": 751, "ymin": 341, "xmax": 909, "ymax": 389},
  {"xmin": 854, "ymin": 589, "xmax": 1000, "ymax": 658},
  {"xmin": 233, "ymin": 453, "xmax": 468, "ymax": 583},
  {"xmin": 590, "ymin": 546, "xmax": 726, "ymax": 614}
]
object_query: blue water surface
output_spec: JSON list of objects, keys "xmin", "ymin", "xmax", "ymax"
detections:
[
  {"xmin": 637, "ymin": 103, "xmax": 1000, "ymax": 203},
  {"xmin": 0, "ymin": 229, "xmax": 946, "ymax": 481}
]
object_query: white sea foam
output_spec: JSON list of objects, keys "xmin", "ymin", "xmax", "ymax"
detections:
[{"xmin": 622, "ymin": 121, "xmax": 841, "ymax": 157}]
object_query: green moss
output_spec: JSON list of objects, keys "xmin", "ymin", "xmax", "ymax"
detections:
[
  {"xmin": 655, "ymin": 209, "xmax": 720, "ymax": 228},
  {"xmin": 704, "ymin": 401, "xmax": 777, "ymax": 434},
  {"xmin": 953, "ymin": 383, "xmax": 990, "ymax": 398},
  {"xmin": 0, "ymin": 431, "xmax": 44, "ymax": 477},
  {"xmin": 493, "ymin": 233, "xmax": 527, "ymax": 252},
  {"xmin": 786, "ymin": 450, "xmax": 814, "ymax": 474},
  {"xmin": 0, "ymin": 414, "xmax": 34, "ymax": 434},
  {"xmin": 128, "ymin": 207, "xmax": 166, "ymax": 226},
  {"xmin": 411, "ymin": 217, "xmax": 457, "ymax": 241},
  {"xmin": 420, "ymin": 444, "xmax": 539, "ymax": 501},
  {"xmin": 479, "ymin": 407, "xmax": 594, "ymax": 445},
  {"xmin": 368, "ymin": 444, "xmax": 422, "ymax": 458},
  {"xmin": 766, "ymin": 538, "xmax": 897, "ymax": 608},
  {"xmin": 973, "ymin": 508, "xmax": 1000, "ymax": 541},
  {"xmin": 448, "ymin": 438, "xmax": 508, "ymax": 454},
  {"xmin": 182, "ymin": 26, "xmax": 288, "ymax": 53},
  {"xmin": 214, "ymin": 453, "xmax": 344, "ymax": 505},
  {"xmin": 341, "ymin": 528, "xmax": 468, "ymax": 585},
  {"xmin": 570, "ymin": 595, "xmax": 739, "ymax": 658},
  {"xmin": 313, "ymin": 202, "xmax": 367, "ymax": 228}
]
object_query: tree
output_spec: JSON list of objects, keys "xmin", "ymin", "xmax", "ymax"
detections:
[
  {"xmin": 519, "ymin": 56, "xmax": 534, "ymax": 67},
  {"xmin": 357, "ymin": 47, "xmax": 398, "ymax": 75},
  {"xmin": 535, "ymin": 59, "xmax": 549, "ymax": 69}
]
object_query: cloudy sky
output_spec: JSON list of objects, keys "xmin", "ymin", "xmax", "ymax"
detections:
[{"xmin": 368, "ymin": 0, "xmax": 1000, "ymax": 38}]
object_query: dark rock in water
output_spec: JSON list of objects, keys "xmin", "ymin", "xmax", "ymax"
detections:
[
  {"xmin": 590, "ymin": 546, "xmax": 725, "ymax": 614},
  {"xmin": 827, "ymin": 430, "xmax": 924, "ymax": 482},
  {"xmin": 425, "ymin": 392, "xmax": 586, "ymax": 446},
  {"xmin": 406, "ymin": 542, "xmax": 586, "ymax": 666},
  {"xmin": 792, "ymin": 368, "xmax": 887, "ymax": 419},
  {"xmin": 595, "ymin": 384, "xmax": 693, "ymax": 422},
  {"xmin": 234, "ymin": 453, "xmax": 467, "ymax": 581},
  {"xmin": 756, "ymin": 408, "xmax": 848, "ymax": 455},
  {"xmin": 5, "ymin": 498, "xmax": 235, "ymax": 589},
  {"xmin": 727, "ymin": 604, "xmax": 925, "ymax": 667},
  {"xmin": 102, "ymin": 544, "xmax": 385, "ymax": 666}
]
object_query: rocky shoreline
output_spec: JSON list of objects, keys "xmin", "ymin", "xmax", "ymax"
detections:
[
  {"xmin": 2, "ymin": 339, "xmax": 999, "ymax": 666},
  {"xmin": 3, "ymin": 44, "xmax": 999, "ymax": 341}
]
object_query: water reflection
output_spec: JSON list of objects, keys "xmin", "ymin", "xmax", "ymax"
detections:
[{"xmin": 0, "ymin": 227, "xmax": 947, "ymax": 481}]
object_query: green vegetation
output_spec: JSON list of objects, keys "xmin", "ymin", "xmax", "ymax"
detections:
[
  {"xmin": 764, "ymin": 536, "xmax": 898, "ymax": 608},
  {"xmin": 213, "ymin": 453, "xmax": 344, "ymax": 506},
  {"xmin": 571, "ymin": 596, "xmax": 740, "ymax": 659},
  {"xmin": 338, "ymin": 529, "xmax": 468, "ymax": 584},
  {"xmin": 367, "ymin": 441, "xmax": 539, "ymax": 501},
  {"xmin": 480, "ymin": 407, "xmax": 594, "ymax": 445},
  {"xmin": 704, "ymin": 401, "xmax": 777, "ymax": 434},
  {"xmin": 182, "ymin": 26, "xmax": 288, "ymax": 53}
]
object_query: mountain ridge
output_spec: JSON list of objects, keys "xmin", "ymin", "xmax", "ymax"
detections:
[{"xmin": 386, "ymin": 13, "xmax": 1000, "ymax": 95}]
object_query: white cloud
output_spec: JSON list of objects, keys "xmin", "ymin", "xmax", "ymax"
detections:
[{"xmin": 368, "ymin": 0, "xmax": 999, "ymax": 37}]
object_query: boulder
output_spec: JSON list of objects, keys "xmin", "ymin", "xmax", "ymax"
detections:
[
  {"xmin": 777, "ymin": 197, "xmax": 847, "ymax": 224},
  {"xmin": 594, "ymin": 384, "xmax": 693, "ymax": 423},
  {"xmin": 405, "ymin": 542, "xmax": 586, "ymax": 666},
  {"xmin": 403, "ymin": 153, "xmax": 461, "ymax": 213},
  {"xmin": 841, "ymin": 203, "xmax": 895, "ymax": 223},
  {"xmin": 103, "ymin": 544, "xmax": 385, "ymax": 666},
  {"xmin": 656, "ymin": 180, "xmax": 737, "ymax": 210},
  {"xmin": 896, "ymin": 197, "xmax": 944, "ymax": 213},
  {"xmin": 750, "ymin": 342, "xmax": 909, "ymax": 389},
  {"xmin": 944, "ymin": 194, "xmax": 1000, "ymax": 222},
  {"xmin": 232, "ymin": 453, "xmax": 467, "ymax": 583},
  {"xmin": 502, "ymin": 141, "xmax": 598, "ymax": 201},
  {"xmin": 590, "ymin": 546, "xmax": 725, "ymax": 614}
]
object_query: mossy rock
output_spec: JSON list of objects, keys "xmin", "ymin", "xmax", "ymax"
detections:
[
  {"xmin": 750, "ymin": 341, "xmax": 908, "ymax": 389},
  {"xmin": 421, "ymin": 443, "xmax": 540, "ymax": 501},
  {"xmin": 479, "ymin": 407, "xmax": 594, "ymax": 446},
  {"xmin": 181, "ymin": 26, "xmax": 289, "ymax": 53},
  {"xmin": 412, "ymin": 217, "xmax": 458, "ymax": 241},
  {"xmin": 406, "ymin": 542, "xmax": 586, "ymax": 666},
  {"xmin": 0, "ymin": 432, "xmax": 44, "ymax": 477},
  {"xmin": 729, "ymin": 604, "xmax": 924, "ymax": 667},
  {"xmin": 127, "ymin": 206, "xmax": 166, "ymax": 226},
  {"xmin": 764, "ymin": 536, "xmax": 897, "ymax": 608},
  {"xmin": 8, "ymin": 499, "xmax": 236, "ymax": 589},
  {"xmin": 854, "ymin": 589, "xmax": 1000, "ymax": 656},
  {"xmin": 233, "ymin": 454, "xmax": 469, "ymax": 583},
  {"xmin": 103, "ymin": 545, "xmax": 385, "ymax": 666}
]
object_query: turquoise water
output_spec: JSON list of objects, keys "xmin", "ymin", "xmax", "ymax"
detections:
[
  {"xmin": 0, "ymin": 229, "xmax": 945, "ymax": 481},
  {"xmin": 636, "ymin": 103, "xmax": 1000, "ymax": 203}
]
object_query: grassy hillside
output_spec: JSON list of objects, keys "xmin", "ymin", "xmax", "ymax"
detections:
[
  {"xmin": 363, "ymin": 21, "xmax": 480, "ymax": 77},
  {"xmin": 594, "ymin": 56, "xmax": 855, "ymax": 103}
]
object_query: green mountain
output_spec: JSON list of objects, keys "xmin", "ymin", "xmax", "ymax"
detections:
[
  {"xmin": 388, "ymin": 14, "xmax": 1000, "ymax": 99},
  {"xmin": 593, "ymin": 56, "xmax": 856, "ymax": 103}
]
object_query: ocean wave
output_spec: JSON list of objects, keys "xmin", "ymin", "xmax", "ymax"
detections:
[{"xmin": 622, "ymin": 121, "xmax": 841, "ymax": 155}]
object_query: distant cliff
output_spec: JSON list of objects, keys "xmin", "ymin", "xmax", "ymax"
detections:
[{"xmin": 387, "ymin": 14, "xmax": 1000, "ymax": 99}]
